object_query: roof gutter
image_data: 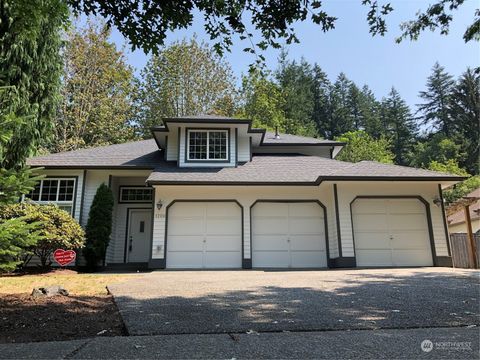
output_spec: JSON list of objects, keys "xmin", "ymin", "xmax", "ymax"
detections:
[{"xmin": 146, "ymin": 175, "xmax": 466, "ymax": 186}]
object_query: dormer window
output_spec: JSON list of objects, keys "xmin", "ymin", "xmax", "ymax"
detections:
[{"xmin": 187, "ymin": 129, "xmax": 229, "ymax": 161}]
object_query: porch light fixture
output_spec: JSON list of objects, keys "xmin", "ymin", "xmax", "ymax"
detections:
[
  {"xmin": 432, "ymin": 197, "xmax": 443, "ymax": 207},
  {"xmin": 156, "ymin": 200, "xmax": 163, "ymax": 210}
]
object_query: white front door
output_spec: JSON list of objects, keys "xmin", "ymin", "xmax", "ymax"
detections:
[
  {"xmin": 352, "ymin": 198, "xmax": 433, "ymax": 267},
  {"xmin": 166, "ymin": 202, "xmax": 242, "ymax": 269},
  {"xmin": 252, "ymin": 202, "xmax": 328, "ymax": 268},
  {"xmin": 127, "ymin": 209, "xmax": 152, "ymax": 263}
]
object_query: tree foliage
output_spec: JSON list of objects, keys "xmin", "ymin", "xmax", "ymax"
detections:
[
  {"xmin": 335, "ymin": 131, "xmax": 394, "ymax": 164},
  {"xmin": 0, "ymin": 92, "xmax": 44, "ymax": 273},
  {"xmin": 67, "ymin": 0, "xmax": 477, "ymax": 63},
  {"xmin": 0, "ymin": 216, "xmax": 42, "ymax": 273},
  {"xmin": 238, "ymin": 70, "xmax": 286, "ymax": 131},
  {"xmin": 449, "ymin": 68, "xmax": 479, "ymax": 174},
  {"xmin": 51, "ymin": 19, "xmax": 137, "ymax": 152},
  {"xmin": 409, "ymin": 133, "xmax": 465, "ymax": 169},
  {"xmin": 136, "ymin": 38, "xmax": 237, "ymax": 137},
  {"xmin": 380, "ymin": 88, "xmax": 417, "ymax": 165},
  {"xmin": 0, "ymin": 0, "xmax": 68, "ymax": 168},
  {"xmin": 417, "ymin": 62, "xmax": 455, "ymax": 136},
  {"xmin": 0, "ymin": 203, "xmax": 85, "ymax": 268},
  {"xmin": 84, "ymin": 184, "xmax": 114, "ymax": 270}
]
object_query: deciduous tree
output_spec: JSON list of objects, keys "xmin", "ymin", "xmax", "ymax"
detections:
[
  {"xmin": 335, "ymin": 131, "xmax": 394, "ymax": 164},
  {"xmin": 136, "ymin": 38, "xmax": 237, "ymax": 138},
  {"xmin": 51, "ymin": 20, "xmax": 137, "ymax": 152}
]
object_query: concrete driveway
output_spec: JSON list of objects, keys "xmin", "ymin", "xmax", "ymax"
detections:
[{"xmin": 107, "ymin": 268, "xmax": 480, "ymax": 336}]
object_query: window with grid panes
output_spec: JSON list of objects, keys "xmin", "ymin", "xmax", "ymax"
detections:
[
  {"xmin": 187, "ymin": 130, "xmax": 228, "ymax": 161},
  {"xmin": 120, "ymin": 187, "xmax": 153, "ymax": 202},
  {"xmin": 25, "ymin": 178, "xmax": 76, "ymax": 215}
]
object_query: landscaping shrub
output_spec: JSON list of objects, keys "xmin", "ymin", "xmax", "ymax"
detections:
[
  {"xmin": 0, "ymin": 217, "xmax": 42, "ymax": 273},
  {"xmin": 84, "ymin": 183, "xmax": 114, "ymax": 270},
  {"xmin": 0, "ymin": 203, "xmax": 85, "ymax": 267}
]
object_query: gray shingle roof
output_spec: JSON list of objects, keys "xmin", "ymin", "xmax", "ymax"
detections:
[
  {"xmin": 146, "ymin": 155, "xmax": 463, "ymax": 185},
  {"xmin": 27, "ymin": 139, "xmax": 161, "ymax": 168},
  {"xmin": 27, "ymin": 139, "xmax": 464, "ymax": 184}
]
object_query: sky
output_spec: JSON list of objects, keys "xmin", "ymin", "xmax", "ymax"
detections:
[{"xmin": 107, "ymin": 0, "xmax": 479, "ymax": 108}]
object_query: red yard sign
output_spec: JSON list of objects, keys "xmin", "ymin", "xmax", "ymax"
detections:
[{"xmin": 53, "ymin": 249, "xmax": 76, "ymax": 266}]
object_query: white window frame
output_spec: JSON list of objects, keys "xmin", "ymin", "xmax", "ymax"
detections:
[
  {"xmin": 187, "ymin": 129, "xmax": 229, "ymax": 161},
  {"xmin": 119, "ymin": 186, "xmax": 153, "ymax": 203},
  {"xmin": 24, "ymin": 178, "xmax": 76, "ymax": 215}
]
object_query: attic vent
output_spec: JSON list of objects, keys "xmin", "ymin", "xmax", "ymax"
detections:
[{"xmin": 274, "ymin": 126, "xmax": 280, "ymax": 140}]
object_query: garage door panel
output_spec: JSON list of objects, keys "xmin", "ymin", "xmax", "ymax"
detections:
[
  {"xmin": 291, "ymin": 251, "xmax": 327, "ymax": 268},
  {"xmin": 288, "ymin": 203, "xmax": 323, "ymax": 216},
  {"xmin": 388, "ymin": 200, "xmax": 423, "ymax": 214},
  {"xmin": 254, "ymin": 235, "xmax": 289, "ymax": 251},
  {"xmin": 289, "ymin": 217, "xmax": 324, "ymax": 234},
  {"xmin": 252, "ymin": 202, "xmax": 327, "ymax": 268},
  {"xmin": 353, "ymin": 214, "xmax": 388, "ymax": 232},
  {"xmin": 206, "ymin": 235, "xmax": 242, "ymax": 251},
  {"xmin": 290, "ymin": 235, "xmax": 325, "ymax": 251},
  {"xmin": 356, "ymin": 250, "xmax": 393, "ymax": 267},
  {"xmin": 168, "ymin": 217, "xmax": 204, "ymax": 235},
  {"xmin": 253, "ymin": 251, "xmax": 290, "ymax": 268},
  {"xmin": 388, "ymin": 214, "xmax": 426, "ymax": 231},
  {"xmin": 167, "ymin": 235, "xmax": 204, "ymax": 251},
  {"xmin": 353, "ymin": 198, "xmax": 433, "ymax": 267},
  {"xmin": 253, "ymin": 217, "xmax": 288, "ymax": 234},
  {"xmin": 167, "ymin": 252, "xmax": 204, "ymax": 268},
  {"xmin": 204, "ymin": 252, "xmax": 242, "ymax": 268},
  {"xmin": 354, "ymin": 232, "xmax": 390, "ymax": 249},
  {"xmin": 392, "ymin": 250, "xmax": 433, "ymax": 266},
  {"xmin": 170, "ymin": 203, "xmax": 204, "ymax": 217},
  {"xmin": 390, "ymin": 231, "xmax": 430, "ymax": 249},
  {"xmin": 206, "ymin": 218, "xmax": 241, "ymax": 235},
  {"xmin": 353, "ymin": 200, "xmax": 387, "ymax": 214},
  {"xmin": 206, "ymin": 203, "xmax": 240, "ymax": 217},
  {"xmin": 167, "ymin": 202, "xmax": 242, "ymax": 269},
  {"xmin": 254, "ymin": 203, "xmax": 288, "ymax": 216}
]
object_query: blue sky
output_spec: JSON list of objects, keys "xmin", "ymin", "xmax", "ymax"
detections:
[{"xmin": 108, "ymin": 0, "xmax": 479, "ymax": 108}]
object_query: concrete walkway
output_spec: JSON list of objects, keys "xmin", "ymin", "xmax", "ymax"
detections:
[{"xmin": 0, "ymin": 327, "xmax": 478, "ymax": 359}]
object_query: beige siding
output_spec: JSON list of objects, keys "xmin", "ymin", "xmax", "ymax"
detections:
[
  {"xmin": 334, "ymin": 182, "xmax": 450, "ymax": 258},
  {"xmin": 166, "ymin": 129, "xmax": 179, "ymax": 161},
  {"xmin": 237, "ymin": 136, "xmax": 250, "ymax": 162}
]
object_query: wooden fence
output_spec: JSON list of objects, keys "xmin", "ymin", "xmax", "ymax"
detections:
[{"xmin": 450, "ymin": 233, "xmax": 480, "ymax": 269}]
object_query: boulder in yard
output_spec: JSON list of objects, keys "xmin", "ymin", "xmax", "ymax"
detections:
[{"xmin": 31, "ymin": 285, "xmax": 69, "ymax": 298}]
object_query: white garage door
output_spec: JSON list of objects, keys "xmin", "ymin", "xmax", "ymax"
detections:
[
  {"xmin": 252, "ymin": 202, "xmax": 327, "ymax": 268},
  {"xmin": 352, "ymin": 198, "xmax": 433, "ymax": 267},
  {"xmin": 166, "ymin": 202, "xmax": 242, "ymax": 269}
]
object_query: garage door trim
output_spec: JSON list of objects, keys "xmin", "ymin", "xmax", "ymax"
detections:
[
  {"xmin": 349, "ymin": 195, "xmax": 437, "ymax": 266},
  {"xmin": 249, "ymin": 199, "xmax": 330, "ymax": 264},
  {"xmin": 164, "ymin": 199, "xmax": 244, "ymax": 267}
]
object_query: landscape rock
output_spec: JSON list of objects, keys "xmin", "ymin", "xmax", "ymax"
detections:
[{"xmin": 31, "ymin": 285, "xmax": 69, "ymax": 298}]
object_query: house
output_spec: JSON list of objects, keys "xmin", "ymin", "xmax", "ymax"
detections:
[
  {"xmin": 447, "ymin": 188, "xmax": 480, "ymax": 234},
  {"xmin": 26, "ymin": 115, "xmax": 464, "ymax": 269}
]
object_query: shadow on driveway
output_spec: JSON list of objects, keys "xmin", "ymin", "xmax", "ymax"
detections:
[{"xmin": 107, "ymin": 268, "xmax": 480, "ymax": 336}]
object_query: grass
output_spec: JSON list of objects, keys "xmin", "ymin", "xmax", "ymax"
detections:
[{"xmin": 0, "ymin": 270, "xmax": 134, "ymax": 296}]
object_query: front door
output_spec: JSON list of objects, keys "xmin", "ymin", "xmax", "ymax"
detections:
[{"xmin": 127, "ymin": 209, "xmax": 152, "ymax": 263}]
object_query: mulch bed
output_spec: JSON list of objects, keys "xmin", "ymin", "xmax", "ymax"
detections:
[{"xmin": 0, "ymin": 294, "xmax": 126, "ymax": 343}]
